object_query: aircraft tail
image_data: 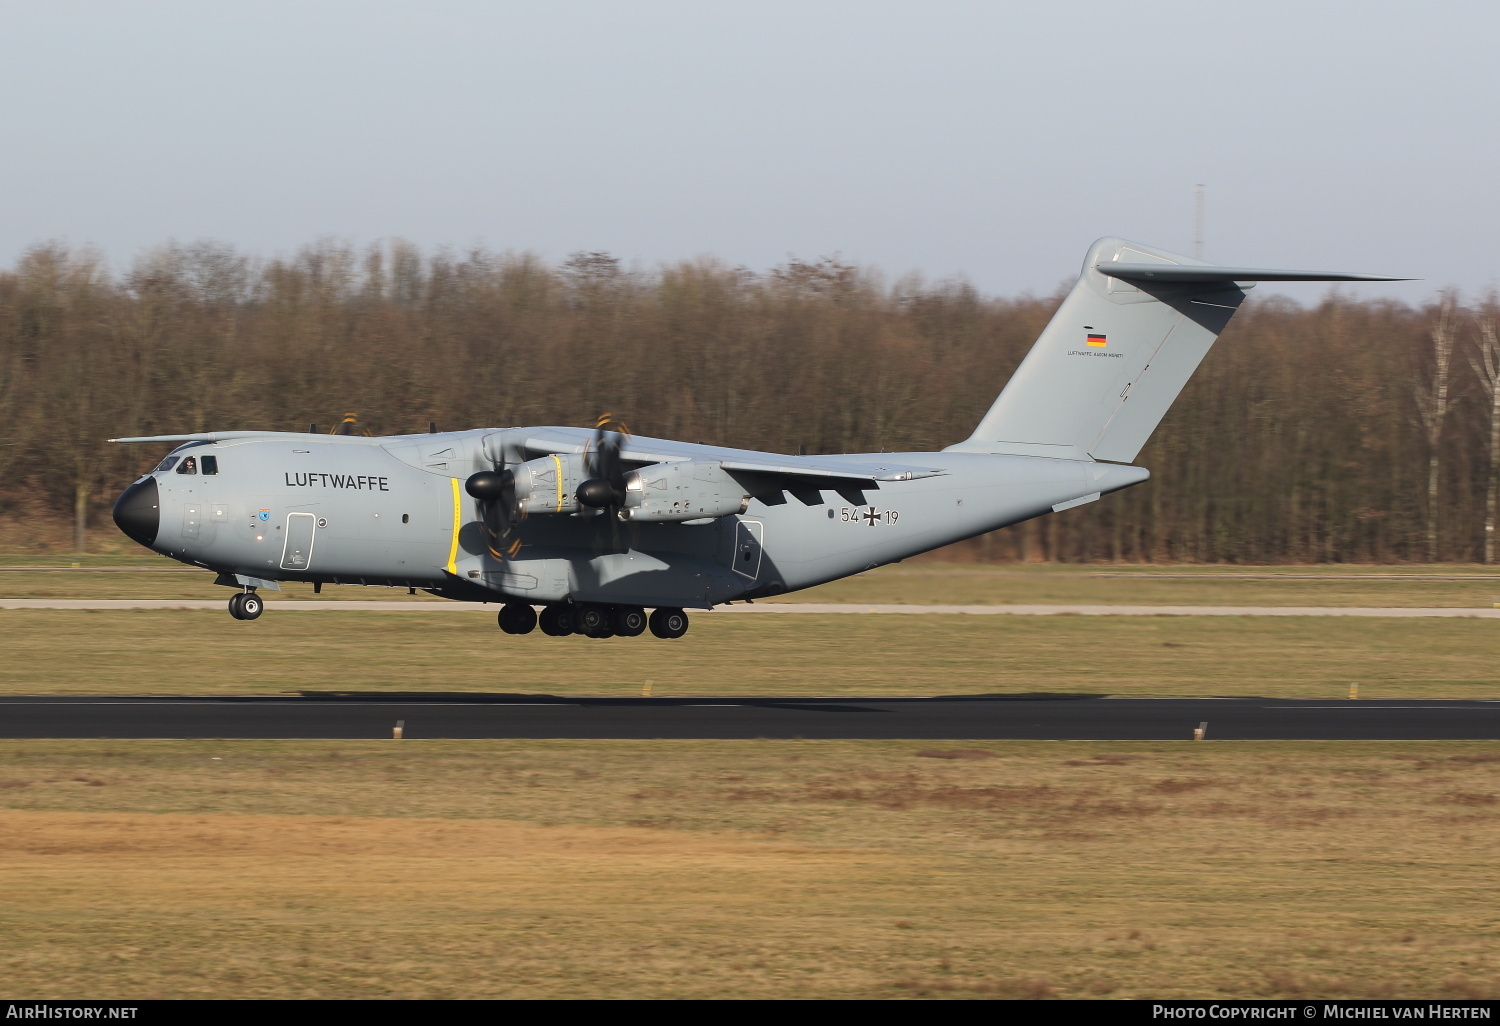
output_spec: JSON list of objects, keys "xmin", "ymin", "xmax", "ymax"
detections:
[{"xmin": 946, "ymin": 237, "xmax": 1404, "ymax": 463}]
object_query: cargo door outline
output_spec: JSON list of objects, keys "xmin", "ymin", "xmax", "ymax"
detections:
[
  {"xmin": 280, "ymin": 512, "xmax": 316, "ymax": 571},
  {"xmin": 732, "ymin": 520, "xmax": 764, "ymax": 579}
]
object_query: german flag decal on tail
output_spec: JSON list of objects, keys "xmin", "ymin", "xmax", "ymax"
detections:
[{"xmin": 1086, "ymin": 333, "xmax": 1107, "ymax": 347}]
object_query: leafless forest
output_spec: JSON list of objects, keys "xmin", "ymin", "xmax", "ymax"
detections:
[{"xmin": 2, "ymin": 240, "xmax": 1498, "ymax": 562}]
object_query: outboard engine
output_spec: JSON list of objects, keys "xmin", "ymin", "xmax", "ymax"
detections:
[{"xmin": 622, "ymin": 461, "xmax": 750, "ymax": 522}]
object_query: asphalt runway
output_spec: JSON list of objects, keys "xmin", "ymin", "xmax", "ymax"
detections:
[{"xmin": 3, "ymin": 695, "xmax": 1498, "ymax": 740}]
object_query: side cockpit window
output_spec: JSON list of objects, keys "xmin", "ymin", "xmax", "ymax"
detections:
[
  {"xmin": 201, "ymin": 455, "xmax": 219, "ymax": 476},
  {"xmin": 155, "ymin": 456, "xmax": 180, "ymax": 473},
  {"xmin": 176, "ymin": 456, "xmax": 197, "ymax": 475}
]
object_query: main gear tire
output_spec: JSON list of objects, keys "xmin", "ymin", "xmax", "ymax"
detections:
[
  {"xmin": 648, "ymin": 607, "xmax": 689, "ymax": 639},
  {"xmin": 498, "ymin": 603, "xmax": 538, "ymax": 635},
  {"xmin": 577, "ymin": 604, "xmax": 611, "ymax": 637},
  {"xmin": 613, "ymin": 606, "xmax": 647, "ymax": 637},
  {"xmin": 238, "ymin": 593, "xmax": 264, "ymax": 620},
  {"xmin": 538, "ymin": 605, "xmax": 574, "ymax": 637},
  {"xmin": 227, "ymin": 594, "xmax": 246, "ymax": 620}
]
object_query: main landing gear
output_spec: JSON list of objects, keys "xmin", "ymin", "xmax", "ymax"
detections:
[
  {"xmin": 501, "ymin": 603, "xmax": 689, "ymax": 639},
  {"xmin": 228, "ymin": 591, "xmax": 264, "ymax": 620}
]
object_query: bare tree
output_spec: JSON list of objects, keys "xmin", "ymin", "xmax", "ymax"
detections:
[
  {"xmin": 1471, "ymin": 316, "xmax": 1500, "ymax": 563},
  {"xmin": 1415, "ymin": 294, "xmax": 1457, "ymax": 562}
]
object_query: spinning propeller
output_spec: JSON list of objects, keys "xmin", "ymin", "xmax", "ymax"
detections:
[
  {"xmin": 466, "ymin": 462, "xmax": 522, "ymax": 560},
  {"xmin": 463, "ymin": 414, "xmax": 632, "ymax": 562},
  {"xmin": 576, "ymin": 413, "xmax": 630, "ymax": 512}
]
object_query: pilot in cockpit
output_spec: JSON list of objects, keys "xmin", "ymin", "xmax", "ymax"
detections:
[{"xmin": 177, "ymin": 456, "xmax": 196, "ymax": 475}]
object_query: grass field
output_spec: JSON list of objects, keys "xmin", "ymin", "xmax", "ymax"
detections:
[
  {"xmin": 1, "ymin": 607, "xmax": 1497, "ymax": 698},
  {"xmin": 2, "ymin": 738, "xmax": 1497, "ymax": 999},
  {"xmin": 5, "ymin": 560, "xmax": 1498, "ymax": 1000},
  {"xmin": 5, "ymin": 557, "xmax": 1500, "ymax": 607}
]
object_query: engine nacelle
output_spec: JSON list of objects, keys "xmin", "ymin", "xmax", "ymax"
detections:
[
  {"xmin": 510, "ymin": 453, "xmax": 589, "ymax": 514},
  {"xmin": 623, "ymin": 461, "xmax": 750, "ymax": 522}
]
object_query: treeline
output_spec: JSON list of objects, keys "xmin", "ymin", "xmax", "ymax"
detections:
[{"xmin": 1, "ymin": 239, "xmax": 1496, "ymax": 562}]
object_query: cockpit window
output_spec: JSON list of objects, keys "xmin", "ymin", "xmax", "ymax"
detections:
[
  {"xmin": 176, "ymin": 456, "xmax": 197, "ymax": 475},
  {"xmin": 201, "ymin": 455, "xmax": 219, "ymax": 476},
  {"xmin": 155, "ymin": 456, "xmax": 180, "ymax": 473}
]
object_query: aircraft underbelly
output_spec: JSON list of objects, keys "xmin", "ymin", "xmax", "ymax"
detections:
[{"xmin": 741, "ymin": 455, "xmax": 1111, "ymax": 595}]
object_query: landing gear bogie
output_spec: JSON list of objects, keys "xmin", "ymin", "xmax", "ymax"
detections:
[{"xmin": 531, "ymin": 604, "xmax": 687, "ymax": 639}]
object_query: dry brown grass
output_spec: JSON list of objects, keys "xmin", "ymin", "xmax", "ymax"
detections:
[{"xmin": 2, "ymin": 739, "xmax": 1498, "ymax": 998}]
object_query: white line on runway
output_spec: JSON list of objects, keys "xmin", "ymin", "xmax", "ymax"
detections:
[{"xmin": 4, "ymin": 599, "xmax": 1500, "ymax": 618}]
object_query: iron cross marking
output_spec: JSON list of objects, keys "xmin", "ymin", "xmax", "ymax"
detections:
[{"xmin": 863, "ymin": 506, "xmax": 881, "ymax": 526}]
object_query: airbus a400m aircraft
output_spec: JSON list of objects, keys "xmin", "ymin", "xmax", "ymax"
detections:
[{"xmin": 111, "ymin": 238, "xmax": 1400, "ymax": 638}]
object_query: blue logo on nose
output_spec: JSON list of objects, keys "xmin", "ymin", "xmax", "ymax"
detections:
[{"xmin": 258, "ymin": 509, "xmax": 270, "ymax": 522}]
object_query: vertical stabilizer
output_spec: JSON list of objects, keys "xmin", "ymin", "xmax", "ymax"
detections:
[{"xmin": 948, "ymin": 238, "xmax": 1245, "ymax": 463}]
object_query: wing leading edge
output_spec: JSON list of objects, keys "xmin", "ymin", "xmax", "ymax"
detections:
[{"xmin": 520, "ymin": 431, "xmax": 945, "ymax": 484}]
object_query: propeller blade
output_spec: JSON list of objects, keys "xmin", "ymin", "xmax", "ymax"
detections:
[
  {"xmin": 578, "ymin": 412, "xmax": 631, "ymax": 508},
  {"xmin": 466, "ymin": 467, "xmax": 520, "ymax": 556}
]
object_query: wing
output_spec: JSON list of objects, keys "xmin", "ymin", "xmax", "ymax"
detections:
[
  {"xmin": 520, "ymin": 428, "xmax": 945, "ymax": 484},
  {"xmin": 110, "ymin": 431, "xmax": 331, "ymax": 443}
]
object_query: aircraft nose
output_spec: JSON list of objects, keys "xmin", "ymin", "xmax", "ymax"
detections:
[{"xmin": 112, "ymin": 476, "xmax": 160, "ymax": 547}]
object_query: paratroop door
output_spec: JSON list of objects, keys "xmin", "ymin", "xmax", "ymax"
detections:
[
  {"xmin": 732, "ymin": 520, "xmax": 764, "ymax": 579},
  {"xmin": 280, "ymin": 512, "xmax": 316, "ymax": 571}
]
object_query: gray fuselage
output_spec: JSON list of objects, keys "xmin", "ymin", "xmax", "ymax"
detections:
[{"xmin": 124, "ymin": 426, "xmax": 1146, "ymax": 608}]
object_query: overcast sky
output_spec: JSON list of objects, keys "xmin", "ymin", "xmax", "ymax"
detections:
[{"xmin": 1, "ymin": 1, "xmax": 1494, "ymax": 303}]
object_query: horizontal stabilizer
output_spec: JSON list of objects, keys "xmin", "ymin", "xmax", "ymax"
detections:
[{"xmin": 1096, "ymin": 262, "xmax": 1409, "ymax": 284}]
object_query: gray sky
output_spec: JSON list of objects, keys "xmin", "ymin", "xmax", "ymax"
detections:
[{"xmin": 1, "ymin": 0, "xmax": 1494, "ymax": 303}]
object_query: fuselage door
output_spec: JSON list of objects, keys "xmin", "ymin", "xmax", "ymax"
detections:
[
  {"xmin": 280, "ymin": 512, "xmax": 317, "ymax": 571},
  {"xmin": 732, "ymin": 519, "xmax": 764, "ymax": 580}
]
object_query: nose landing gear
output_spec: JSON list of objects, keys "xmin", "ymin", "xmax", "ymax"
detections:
[{"xmin": 228, "ymin": 591, "xmax": 264, "ymax": 620}]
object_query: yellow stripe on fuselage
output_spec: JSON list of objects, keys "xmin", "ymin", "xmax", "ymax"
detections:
[
  {"xmin": 551, "ymin": 454, "xmax": 565, "ymax": 511},
  {"xmin": 447, "ymin": 477, "xmax": 462, "ymax": 575}
]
